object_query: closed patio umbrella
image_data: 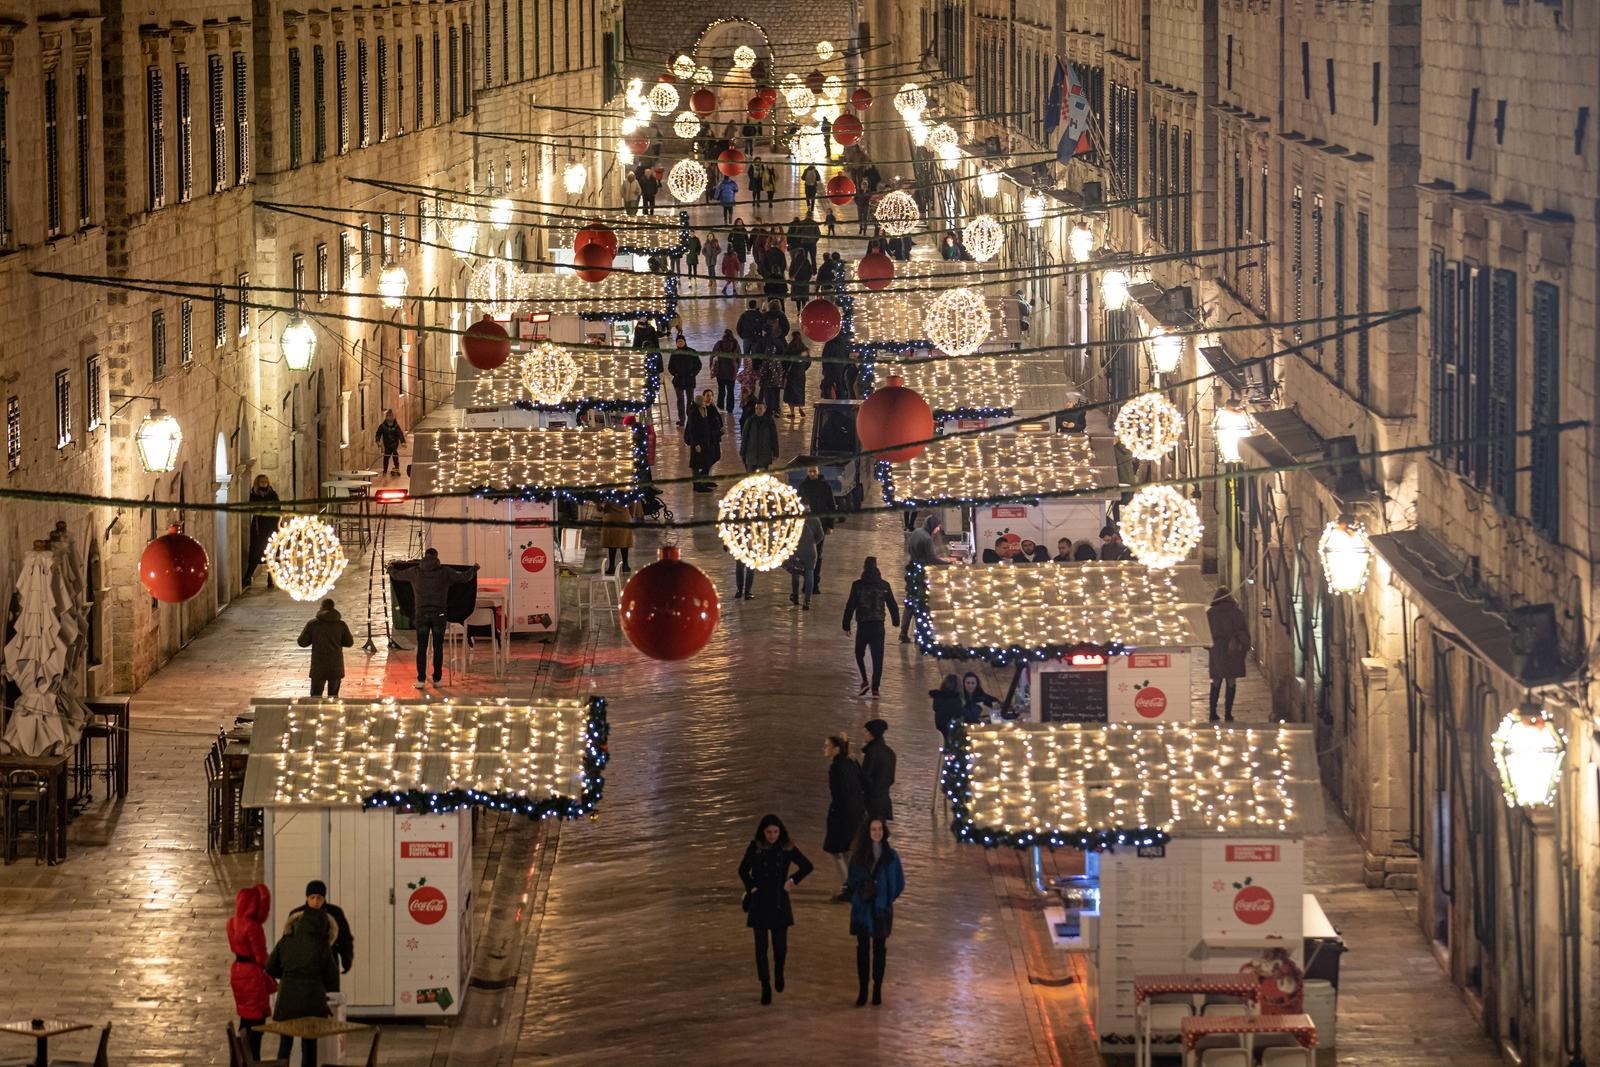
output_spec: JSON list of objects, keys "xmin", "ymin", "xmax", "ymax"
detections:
[{"xmin": 2, "ymin": 547, "xmax": 83, "ymax": 756}]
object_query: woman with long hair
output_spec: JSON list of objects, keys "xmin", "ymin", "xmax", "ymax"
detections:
[
  {"xmin": 822, "ymin": 736, "xmax": 866, "ymax": 902},
  {"xmin": 1206, "ymin": 586, "xmax": 1251, "ymax": 721},
  {"xmin": 243, "ymin": 474, "xmax": 280, "ymax": 588},
  {"xmin": 846, "ymin": 818, "xmax": 905, "ymax": 1006},
  {"xmin": 961, "ymin": 671, "xmax": 1001, "ymax": 723},
  {"xmin": 737, "ymin": 814, "xmax": 813, "ymax": 1004}
]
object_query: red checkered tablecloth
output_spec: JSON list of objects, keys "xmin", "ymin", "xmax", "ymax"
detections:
[
  {"xmin": 1132, "ymin": 973, "xmax": 1261, "ymax": 1005},
  {"xmin": 1180, "ymin": 1012, "xmax": 1317, "ymax": 1051}
]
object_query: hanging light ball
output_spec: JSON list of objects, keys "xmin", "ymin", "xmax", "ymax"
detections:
[
  {"xmin": 575, "ymin": 221, "xmax": 617, "ymax": 257},
  {"xmin": 461, "ymin": 314, "xmax": 512, "ymax": 371},
  {"xmin": 826, "ymin": 173, "xmax": 856, "ymax": 205},
  {"xmin": 857, "ymin": 249, "xmax": 895, "ymax": 290},
  {"xmin": 135, "ymin": 408, "xmax": 183, "ymax": 473},
  {"xmin": 977, "ymin": 168, "xmax": 1000, "ymax": 199},
  {"xmin": 800, "ymin": 299, "xmax": 842, "ymax": 343},
  {"xmin": 817, "ymin": 40, "xmax": 836, "ymax": 62},
  {"xmin": 625, "ymin": 131, "xmax": 651, "ymax": 156},
  {"xmin": 717, "ymin": 474, "xmax": 807, "ymax": 571},
  {"xmin": 1318, "ymin": 519, "xmax": 1373, "ymax": 595},
  {"xmin": 787, "ymin": 86, "xmax": 817, "ymax": 116},
  {"xmin": 673, "ymin": 111, "xmax": 700, "ymax": 139},
  {"xmin": 139, "ymin": 525, "xmax": 210, "ymax": 603},
  {"xmin": 1213, "ymin": 399, "xmax": 1255, "ymax": 463},
  {"xmin": 906, "ymin": 118, "xmax": 930, "ymax": 146},
  {"xmin": 936, "ymin": 142, "xmax": 961, "ymax": 170},
  {"xmin": 1492, "ymin": 705, "xmax": 1567, "ymax": 807},
  {"xmin": 927, "ymin": 123, "xmax": 959, "ymax": 151},
  {"xmin": 832, "ymin": 113, "xmax": 863, "ymax": 146},
  {"xmin": 488, "ymin": 196, "xmax": 514, "ymax": 230},
  {"xmin": 858, "ymin": 374, "xmax": 934, "ymax": 463},
  {"xmin": 693, "ymin": 65, "xmax": 714, "ymax": 87},
  {"xmin": 1120, "ymin": 485, "xmax": 1203, "ymax": 570},
  {"xmin": 573, "ymin": 242, "xmax": 615, "ymax": 283},
  {"xmin": 671, "ymin": 54, "xmax": 696, "ymax": 80},
  {"xmin": 620, "ymin": 546, "xmax": 720, "ymax": 661},
  {"xmin": 1101, "ymin": 268, "xmax": 1132, "ymax": 310},
  {"xmin": 519, "ymin": 341, "xmax": 581, "ymax": 406},
  {"xmin": 647, "ymin": 81, "xmax": 679, "ymax": 115},
  {"xmin": 1023, "ymin": 189, "xmax": 1047, "ymax": 228},
  {"xmin": 264, "ymin": 516, "xmax": 349, "ymax": 602},
  {"xmin": 894, "ymin": 83, "xmax": 927, "ymax": 117},
  {"xmin": 280, "ymin": 314, "xmax": 317, "ymax": 371},
  {"xmin": 1149, "ymin": 328, "xmax": 1184, "ymax": 374},
  {"xmin": 470, "ymin": 258, "xmax": 526, "ymax": 320},
  {"xmin": 1113, "ymin": 391, "xmax": 1186, "ymax": 461},
  {"xmin": 563, "ymin": 161, "xmax": 588, "ymax": 195},
  {"xmin": 963, "ymin": 214, "xmax": 1004, "ymax": 263},
  {"xmin": 923, "ymin": 287, "xmax": 992, "ymax": 356},
  {"xmin": 874, "ymin": 190, "xmax": 920, "ymax": 236},
  {"xmin": 805, "ymin": 70, "xmax": 826, "ymax": 94},
  {"xmin": 689, "ymin": 87, "xmax": 717, "ymax": 116},
  {"xmin": 379, "ymin": 262, "xmax": 409, "ymax": 309},
  {"xmin": 822, "ymin": 75, "xmax": 845, "ymax": 103},
  {"xmin": 717, "ymin": 148, "xmax": 747, "ymax": 177},
  {"xmin": 667, "ymin": 158, "xmax": 708, "ymax": 202},
  {"xmin": 444, "ymin": 205, "xmax": 479, "ymax": 257},
  {"xmin": 1069, "ymin": 223, "xmax": 1096, "ymax": 263},
  {"xmin": 851, "ymin": 87, "xmax": 873, "ymax": 112},
  {"xmin": 732, "ymin": 45, "xmax": 757, "ymax": 70}
]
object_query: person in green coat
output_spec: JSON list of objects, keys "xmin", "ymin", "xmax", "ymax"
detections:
[{"xmin": 265, "ymin": 908, "xmax": 339, "ymax": 1067}]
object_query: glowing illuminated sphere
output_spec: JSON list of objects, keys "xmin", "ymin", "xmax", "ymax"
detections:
[
  {"xmin": 787, "ymin": 86, "xmax": 816, "ymax": 116},
  {"xmin": 963, "ymin": 215, "xmax": 1004, "ymax": 263},
  {"xmin": 733, "ymin": 46, "xmax": 757, "ymax": 70},
  {"xmin": 923, "ymin": 287, "xmax": 991, "ymax": 356},
  {"xmin": 832, "ymin": 112, "xmax": 863, "ymax": 145},
  {"xmin": 894, "ymin": 83, "xmax": 927, "ymax": 117},
  {"xmin": 800, "ymin": 298, "xmax": 842, "ymax": 342},
  {"xmin": 857, "ymin": 250, "xmax": 895, "ymax": 290},
  {"xmin": 693, "ymin": 66, "xmax": 713, "ymax": 87},
  {"xmin": 139, "ymin": 526, "xmax": 210, "ymax": 603},
  {"xmin": 826, "ymin": 173, "xmax": 856, "ymax": 205},
  {"xmin": 461, "ymin": 314, "xmax": 512, "ymax": 370},
  {"xmin": 264, "ymin": 516, "xmax": 349, "ymax": 601},
  {"xmin": 620, "ymin": 546, "xmax": 720, "ymax": 661},
  {"xmin": 874, "ymin": 190, "xmax": 920, "ymax": 236},
  {"xmin": 936, "ymin": 142, "xmax": 961, "ymax": 170},
  {"xmin": 671, "ymin": 54, "xmax": 696, "ymax": 80},
  {"xmin": 717, "ymin": 148, "xmax": 747, "ymax": 176},
  {"xmin": 858, "ymin": 375, "xmax": 934, "ymax": 463},
  {"xmin": 1113, "ymin": 391, "xmax": 1186, "ymax": 461},
  {"xmin": 1120, "ymin": 486, "xmax": 1203, "ymax": 570},
  {"xmin": 822, "ymin": 75, "xmax": 844, "ymax": 103},
  {"xmin": 717, "ymin": 474, "xmax": 807, "ymax": 571},
  {"xmin": 647, "ymin": 81, "xmax": 679, "ymax": 115},
  {"xmin": 488, "ymin": 196, "xmax": 514, "ymax": 230},
  {"xmin": 927, "ymin": 123, "xmax": 958, "ymax": 150},
  {"xmin": 470, "ymin": 258, "xmax": 526, "ymax": 320},
  {"xmin": 673, "ymin": 111, "xmax": 701, "ymax": 139},
  {"xmin": 817, "ymin": 40, "xmax": 836, "ymax": 62},
  {"xmin": 906, "ymin": 118, "xmax": 929, "ymax": 146},
  {"xmin": 666, "ymin": 158, "xmax": 709, "ymax": 202},
  {"xmin": 519, "ymin": 341, "xmax": 581, "ymax": 406}
]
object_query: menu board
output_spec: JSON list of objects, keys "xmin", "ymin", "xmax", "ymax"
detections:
[{"xmin": 1038, "ymin": 666, "xmax": 1109, "ymax": 723}]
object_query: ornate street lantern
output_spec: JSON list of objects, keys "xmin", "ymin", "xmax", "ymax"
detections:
[{"xmin": 1491, "ymin": 704, "xmax": 1567, "ymax": 807}]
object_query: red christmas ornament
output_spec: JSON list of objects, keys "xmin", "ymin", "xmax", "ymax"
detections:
[
  {"xmin": 573, "ymin": 243, "xmax": 615, "ymax": 283},
  {"xmin": 851, "ymin": 87, "xmax": 873, "ymax": 111},
  {"xmin": 856, "ymin": 250, "xmax": 895, "ymax": 290},
  {"xmin": 747, "ymin": 95, "xmax": 772, "ymax": 121},
  {"xmin": 826, "ymin": 173, "xmax": 856, "ymax": 206},
  {"xmin": 831, "ymin": 113, "xmax": 863, "ymax": 146},
  {"xmin": 575, "ymin": 222, "xmax": 618, "ymax": 257},
  {"xmin": 620, "ymin": 546, "xmax": 720, "ymax": 661},
  {"xmin": 689, "ymin": 87, "xmax": 717, "ymax": 116},
  {"xmin": 805, "ymin": 70, "xmax": 826, "ymax": 94},
  {"xmin": 625, "ymin": 132, "xmax": 650, "ymax": 156},
  {"xmin": 758, "ymin": 86, "xmax": 779, "ymax": 107},
  {"xmin": 139, "ymin": 525, "xmax": 210, "ymax": 604},
  {"xmin": 652, "ymin": 165, "xmax": 665, "ymax": 180},
  {"xmin": 462, "ymin": 314, "xmax": 512, "ymax": 370},
  {"xmin": 801, "ymin": 298, "xmax": 842, "ymax": 343},
  {"xmin": 857, "ymin": 375, "xmax": 934, "ymax": 463},
  {"xmin": 717, "ymin": 148, "xmax": 747, "ymax": 177}
]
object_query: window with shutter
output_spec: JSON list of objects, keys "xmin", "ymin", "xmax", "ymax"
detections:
[
  {"xmin": 291, "ymin": 253, "xmax": 305, "ymax": 309},
  {"xmin": 415, "ymin": 37, "xmax": 424, "ymax": 130},
  {"xmin": 340, "ymin": 231, "xmax": 353, "ymax": 286},
  {"xmin": 380, "ymin": 214, "xmax": 391, "ymax": 261},
  {"xmin": 175, "ymin": 65, "xmax": 192, "ymax": 202},
  {"xmin": 1259, "ymin": 163, "xmax": 1270, "ymax": 314},
  {"xmin": 84, "ymin": 354, "xmax": 101, "ymax": 432},
  {"xmin": 1487, "ymin": 269, "xmax": 1517, "ymax": 512},
  {"xmin": 448, "ymin": 28, "xmax": 458, "ymax": 117},
  {"xmin": 43, "ymin": 72, "xmax": 60, "ymax": 236},
  {"xmin": 74, "ymin": 67, "xmax": 89, "ymax": 228},
  {"xmin": 1529, "ymin": 282, "xmax": 1560, "ymax": 539},
  {"xmin": 5, "ymin": 396, "xmax": 18, "ymax": 471},
  {"xmin": 1290, "ymin": 185, "xmax": 1303, "ymax": 341},
  {"xmin": 0, "ymin": 83, "xmax": 9, "ymax": 244},
  {"xmin": 55, "ymin": 370, "xmax": 71, "ymax": 450},
  {"xmin": 151, "ymin": 310, "xmax": 167, "ymax": 379},
  {"xmin": 1461, "ymin": 264, "xmax": 1490, "ymax": 480},
  {"xmin": 237, "ymin": 273, "xmax": 251, "ymax": 337},
  {"xmin": 288, "ymin": 49, "xmax": 302, "ymax": 167},
  {"xmin": 1356, "ymin": 212, "xmax": 1370, "ymax": 403},
  {"xmin": 1436, "ymin": 257, "xmax": 1458, "ymax": 457},
  {"xmin": 336, "ymin": 42, "xmax": 349, "ymax": 154},
  {"xmin": 357, "ymin": 39, "xmax": 369, "ymax": 148},
  {"xmin": 395, "ymin": 36, "xmax": 404, "ymax": 135},
  {"xmin": 147, "ymin": 68, "xmax": 165, "ymax": 209},
  {"xmin": 433, "ymin": 33, "xmax": 442, "ymax": 124},
  {"xmin": 463, "ymin": 24, "xmax": 473, "ymax": 108},
  {"xmin": 484, "ymin": 0, "xmax": 493, "ymax": 84},
  {"xmin": 208, "ymin": 55, "xmax": 225, "ymax": 192},
  {"xmin": 1180, "ymin": 129, "xmax": 1191, "ymax": 252},
  {"xmin": 1332, "ymin": 203, "xmax": 1346, "ymax": 385},
  {"xmin": 360, "ymin": 223, "xmax": 372, "ymax": 277},
  {"xmin": 214, "ymin": 285, "xmax": 226, "ymax": 348},
  {"xmin": 316, "ymin": 242, "xmax": 329, "ymax": 302},
  {"xmin": 377, "ymin": 37, "xmax": 389, "ymax": 141},
  {"xmin": 512, "ymin": 0, "xmax": 520, "ymax": 81},
  {"xmin": 313, "ymin": 46, "xmax": 326, "ymax": 161},
  {"xmin": 233, "ymin": 53, "xmax": 249, "ymax": 183},
  {"xmin": 1156, "ymin": 120, "xmax": 1167, "ymax": 243},
  {"xmin": 1311, "ymin": 194, "xmax": 1324, "ymax": 364},
  {"xmin": 180, "ymin": 299, "xmax": 193, "ymax": 365}
]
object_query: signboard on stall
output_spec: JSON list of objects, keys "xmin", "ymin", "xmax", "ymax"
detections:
[
  {"xmin": 1033, "ymin": 649, "xmax": 1196, "ymax": 723},
  {"xmin": 392, "ymin": 812, "xmax": 472, "ymax": 1015},
  {"xmin": 1198, "ymin": 838, "xmax": 1305, "ymax": 944},
  {"xmin": 510, "ymin": 499, "xmax": 557, "ymax": 634},
  {"xmin": 974, "ymin": 501, "xmax": 1110, "ymax": 562}
]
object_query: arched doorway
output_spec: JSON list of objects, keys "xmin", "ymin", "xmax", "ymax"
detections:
[
  {"xmin": 694, "ymin": 19, "xmax": 770, "ymax": 134},
  {"xmin": 214, "ymin": 432, "xmax": 232, "ymax": 607}
]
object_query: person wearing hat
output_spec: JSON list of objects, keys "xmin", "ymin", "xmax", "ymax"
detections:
[
  {"xmin": 859, "ymin": 720, "xmax": 897, "ymax": 821},
  {"xmin": 288, "ymin": 879, "xmax": 354, "ymax": 979}
]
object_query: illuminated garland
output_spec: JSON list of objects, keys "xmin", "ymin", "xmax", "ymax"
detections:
[
  {"xmin": 418, "ymin": 426, "xmax": 650, "ymax": 505},
  {"xmin": 877, "ymin": 432, "xmax": 1107, "ymax": 509}
]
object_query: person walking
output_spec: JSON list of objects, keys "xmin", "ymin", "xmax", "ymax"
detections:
[
  {"xmin": 820, "ymin": 333, "xmax": 852, "ymax": 400},
  {"xmin": 264, "ymin": 908, "xmax": 340, "ymax": 1067},
  {"xmin": 716, "ymin": 174, "xmax": 738, "ymax": 224},
  {"xmin": 374, "ymin": 409, "xmax": 406, "ymax": 476},
  {"xmin": 929, "ymin": 674, "xmax": 964, "ymax": 749},
  {"xmin": 711, "ymin": 330, "xmax": 741, "ymax": 413},
  {"xmin": 227, "ymin": 883, "xmax": 276, "ymax": 1058},
  {"xmin": 757, "ymin": 331, "xmax": 787, "ymax": 413},
  {"xmin": 666, "ymin": 336, "xmax": 702, "ymax": 426},
  {"xmin": 761, "ymin": 298, "xmax": 791, "ymax": 343},
  {"xmin": 788, "ymin": 515, "xmax": 823, "ymax": 609},
  {"xmin": 599, "ymin": 499, "xmax": 643, "ymax": 574},
  {"xmin": 242, "ymin": 474, "xmax": 281, "ymax": 589},
  {"xmin": 860, "ymin": 719, "xmax": 896, "ymax": 820},
  {"xmin": 637, "ymin": 165, "xmax": 660, "ymax": 214},
  {"xmin": 842, "ymin": 557, "xmax": 900, "ymax": 697},
  {"xmin": 781, "ymin": 331, "xmax": 810, "ymax": 423},
  {"xmin": 703, "ymin": 233, "xmax": 722, "ymax": 286},
  {"xmin": 296, "ymin": 598, "xmax": 354, "ymax": 697},
  {"xmin": 823, "ymin": 736, "xmax": 866, "ymax": 902},
  {"xmin": 899, "ymin": 515, "xmax": 952, "ymax": 642},
  {"xmin": 747, "ymin": 158, "xmax": 765, "ymax": 208},
  {"xmin": 1206, "ymin": 586, "xmax": 1251, "ymax": 722},
  {"xmin": 737, "ymin": 814, "xmax": 814, "ymax": 1004},
  {"xmin": 684, "ymin": 388, "xmax": 724, "ymax": 492},
  {"xmin": 396, "ymin": 548, "xmax": 477, "ymax": 689},
  {"xmin": 801, "ymin": 163, "xmax": 822, "ymax": 214},
  {"xmin": 846, "ymin": 818, "xmax": 905, "ymax": 1007},
  {"xmin": 853, "ymin": 186, "xmax": 872, "ymax": 234},
  {"xmin": 286, "ymin": 879, "xmax": 355, "ymax": 978},
  {"xmin": 789, "ymin": 247, "xmax": 813, "ymax": 312},
  {"xmin": 740, "ymin": 399, "xmax": 780, "ymax": 472},
  {"xmin": 795, "ymin": 466, "xmax": 834, "ymax": 589},
  {"xmin": 760, "ymin": 241, "xmax": 788, "ymax": 302},
  {"xmin": 735, "ymin": 299, "xmax": 765, "ymax": 350},
  {"xmin": 683, "ymin": 230, "xmax": 702, "ymax": 277}
]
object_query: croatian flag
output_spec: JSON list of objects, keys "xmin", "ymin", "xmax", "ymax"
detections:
[{"xmin": 1054, "ymin": 60, "xmax": 1094, "ymax": 162}]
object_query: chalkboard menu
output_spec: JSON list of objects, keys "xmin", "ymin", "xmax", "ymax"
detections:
[{"xmin": 1039, "ymin": 667, "xmax": 1109, "ymax": 723}]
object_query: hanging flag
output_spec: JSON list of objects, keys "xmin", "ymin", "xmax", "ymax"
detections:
[
  {"xmin": 1057, "ymin": 62, "xmax": 1094, "ymax": 162},
  {"xmin": 1044, "ymin": 58, "xmax": 1066, "ymax": 132}
]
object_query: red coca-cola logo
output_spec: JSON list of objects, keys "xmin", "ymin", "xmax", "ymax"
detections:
[
  {"xmin": 1232, "ymin": 885, "xmax": 1274, "ymax": 925},
  {"xmin": 519, "ymin": 545, "xmax": 547, "ymax": 573},
  {"xmin": 407, "ymin": 885, "xmax": 448, "ymax": 925},
  {"xmin": 1133, "ymin": 686, "xmax": 1168, "ymax": 718}
]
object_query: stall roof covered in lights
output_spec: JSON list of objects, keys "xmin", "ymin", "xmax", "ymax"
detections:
[
  {"xmin": 240, "ymin": 696, "xmax": 609, "ymax": 817},
  {"xmin": 410, "ymin": 425, "xmax": 644, "ymax": 502},
  {"xmin": 522, "ymin": 267, "xmax": 675, "ymax": 322},
  {"xmin": 947, "ymin": 721, "xmax": 1324, "ymax": 849},
  {"xmin": 914, "ymin": 561, "xmax": 1211, "ymax": 662},
  {"xmin": 881, "ymin": 429, "xmax": 1119, "ymax": 508},
  {"xmin": 454, "ymin": 346, "xmax": 662, "ymax": 413},
  {"xmin": 861, "ymin": 353, "xmax": 1055, "ymax": 420},
  {"xmin": 846, "ymin": 261, "xmax": 1023, "ymax": 351},
  {"xmin": 562, "ymin": 211, "xmax": 689, "ymax": 257}
]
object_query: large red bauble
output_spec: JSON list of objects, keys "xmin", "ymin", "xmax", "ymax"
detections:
[
  {"xmin": 625, "ymin": 132, "xmax": 650, "ymax": 156},
  {"xmin": 851, "ymin": 87, "xmax": 873, "ymax": 111},
  {"xmin": 575, "ymin": 221, "xmax": 617, "ymax": 257},
  {"xmin": 689, "ymin": 87, "xmax": 717, "ymax": 116},
  {"xmin": 856, "ymin": 250, "xmax": 895, "ymax": 290},
  {"xmin": 573, "ymin": 243, "xmax": 614, "ymax": 283},
  {"xmin": 717, "ymin": 148, "xmax": 747, "ymax": 177},
  {"xmin": 462, "ymin": 314, "xmax": 512, "ymax": 370},
  {"xmin": 652, "ymin": 165, "xmax": 665, "ymax": 180},
  {"xmin": 758, "ymin": 86, "xmax": 779, "ymax": 107},
  {"xmin": 826, "ymin": 173, "xmax": 856, "ymax": 206},
  {"xmin": 140, "ymin": 526, "xmax": 210, "ymax": 603},
  {"xmin": 858, "ymin": 375, "xmax": 934, "ymax": 463},
  {"xmin": 805, "ymin": 70, "xmax": 826, "ymax": 94},
  {"xmin": 832, "ymin": 113, "xmax": 863, "ymax": 146},
  {"xmin": 620, "ymin": 546, "xmax": 720, "ymax": 661},
  {"xmin": 801, "ymin": 298, "xmax": 842, "ymax": 343},
  {"xmin": 747, "ymin": 95, "xmax": 771, "ymax": 121}
]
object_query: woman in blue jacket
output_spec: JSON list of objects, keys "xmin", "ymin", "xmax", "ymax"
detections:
[{"xmin": 846, "ymin": 817, "xmax": 905, "ymax": 1006}]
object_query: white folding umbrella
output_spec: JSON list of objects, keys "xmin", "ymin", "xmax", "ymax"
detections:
[{"xmin": 2, "ymin": 548, "xmax": 81, "ymax": 756}]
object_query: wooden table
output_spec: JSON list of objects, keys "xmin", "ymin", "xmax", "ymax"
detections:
[
  {"xmin": 1181, "ymin": 1012, "xmax": 1316, "ymax": 1066},
  {"xmin": 256, "ymin": 1017, "xmax": 369, "ymax": 1039},
  {"xmin": 0, "ymin": 754, "xmax": 70, "ymax": 863},
  {"xmin": 0, "ymin": 1019, "xmax": 92, "ymax": 1066}
]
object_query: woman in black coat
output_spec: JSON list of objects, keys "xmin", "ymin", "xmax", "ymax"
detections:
[
  {"xmin": 738, "ymin": 814, "xmax": 814, "ymax": 1004},
  {"xmin": 929, "ymin": 674, "xmax": 965, "ymax": 749},
  {"xmin": 683, "ymin": 389, "xmax": 723, "ymax": 491},
  {"xmin": 822, "ymin": 735, "xmax": 866, "ymax": 901},
  {"xmin": 781, "ymin": 333, "xmax": 810, "ymax": 421},
  {"xmin": 1206, "ymin": 586, "xmax": 1251, "ymax": 722},
  {"xmin": 243, "ymin": 474, "xmax": 280, "ymax": 588}
]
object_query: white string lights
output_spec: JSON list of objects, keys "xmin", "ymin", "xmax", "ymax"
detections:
[
  {"xmin": 264, "ymin": 516, "xmax": 349, "ymax": 601},
  {"xmin": 518, "ymin": 342, "xmax": 581, "ymax": 406},
  {"xmin": 927, "ymin": 123, "xmax": 959, "ymax": 151},
  {"xmin": 894, "ymin": 82, "xmax": 927, "ymax": 118},
  {"xmin": 488, "ymin": 196, "xmax": 514, "ymax": 230},
  {"xmin": 1491, "ymin": 705, "xmax": 1567, "ymax": 808},
  {"xmin": 923, "ymin": 286, "xmax": 993, "ymax": 356},
  {"xmin": 817, "ymin": 40, "xmax": 836, "ymax": 62},
  {"xmin": 937, "ymin": 142, "xmax": 962, "ymax": 170},
  {"xmin": 717, "ymin": 474, "xmax": 806, "ymax": 571},
  {"xmin": 889, "ymin": 431, "xmax": 1109, "ymax": 504},
  {"xmin": 786, "ymin": 86, "xmax": 817, "ymax": 116},
  {"xmin": 647, "ymin": 81, "xmax": 679, "ymax": 114},
  {"xmin": 1114, "ymin": 392, "xmax": 1186, "ymax": 460},
  {"xmin": 470, "ymin": 258, "xmax": 528, "ymax": 320},
  {"xmin": 465, "ymin": 347, "xmax": 656, "ymax": 409},
  {"xmin": 671, "ymin": 54, "xmax": 696, "ymax": 79},
  {"xmin": 874, "ymin": 190, "xmax": 921, "ymax": 236},
  {"xmin": 906, "ymin": 118, "xmax": 930, "ymax": 147},
  {"xmin": 963, "ymin": 214, "xmax": 1004, "ymax": 263},
  {"xmin": 415, "ymin": 427, "xmax": 640, "ymax": 496},
  {"xmin": 441, "ymin": 203, "xmax": 479, "ymax": 258},
  {"xmin": 666, "ymin": 158, "xmax": 708, "ymax": 202},
  {"xmin": 672, "ymin": 111, "xmax": 700, "ymax": 139},
  {"xmin": 1120, "ymin": 485, "xmax": 1203, "ymax": 569},
  {"xmin": 1318, "ymin": 519, "xmax": 1373, "ymax": 595},
  {"xmin": 733, "ymin": 45, "xmax": 757, "ymax": 69}
]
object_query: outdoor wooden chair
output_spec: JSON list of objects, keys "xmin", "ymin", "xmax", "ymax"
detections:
[{"xmin": 54, "ymin": 1021, "xmax": 111, "ymax": 1067}]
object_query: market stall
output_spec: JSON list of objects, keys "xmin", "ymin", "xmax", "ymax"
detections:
[
  {"xmin": 241, "ymin": 696, "xmax": 608, "ymax": 1018},
  {"xmin": 454, "ymin": 340, "xmax": 662, "ymax": 427}
]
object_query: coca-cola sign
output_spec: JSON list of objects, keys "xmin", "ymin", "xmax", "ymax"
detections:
[
  {"xmin": 406, "ymin": 879, "xmax": 448, "ymax": 925},
  {"xmin": 1132, "ymin": 685, "xmax": 1167, "ymax": 718},
  {"xmin": 1232, "ymin": 883, "xmax": 1274, "ymax": 925}
]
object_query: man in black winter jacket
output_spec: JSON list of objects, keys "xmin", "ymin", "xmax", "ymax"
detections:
[
  {"xmin": 396, "ymin": 549, "xmax": 477, "ymax": 688},
  {"xmin": 735, "ymin": 300, "xmax": 765, "ymax": 349},
  {"xmin": 796, "ymin": 466, "xmax": 835, "ymax": 591},
  {"xmin": 375, "ymin": 410, "xmax": 406, "ymax": 475},
  {"xmin": 288, "ymin": 879, "xmax": 356, "ymax": 981}
]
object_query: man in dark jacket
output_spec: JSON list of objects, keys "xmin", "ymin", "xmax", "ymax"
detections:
[
  {"xmin": 900, "ymin": 515, "xmax": 951, "ymax": 642},
  {"xmin": 397, "ymin": 548, "xmax": 477, "ymax": 688},
  {"xmin": 632, "ymin": 318, "xmax": 661, "ymax": 352},
  {"xmin": 820, "ymin": 334, "xmax": 853, "ymax": 399},
  {"xmin": 761, "ymin": 299, "xmax": 790, "ymax": 342},
  {"xmin": 637, "ymin": 166, "xmax": 660, "ymax": 214},
  {"xmin": 796, "ymin": 466, "xmax": 835, "ymax": 590},
  {"xmin": 711, "ymin": 329, "xmax": 742, "ymax": 413},
  {"xmin": 1099, "ymin": 524, "xmax": 1135, "ymax": 560},
  {"xmin": 297, "ymin": 599, "xmax": 354, "ymax": 697},
  {"xmin": 265, "ymin": 905, "xmax": 339, "ymax": 1067},
  {"xmin": 735, "ymin": 300, "xmax": 765, "ymax": 349},
  {"xmin": 287, "ymin": 879, "xmax": 355, "ymax": 978},
  {"xmin": 740, "ymin": 400, "xmax": 780, "ymax": 471},
  {"xmin": 375, "ymin": 410, "xmax": 405, "ymax": 476},
  {"xmin": 860, "ymin": 719, "xmax": 897, "ymax": 820},
  {"xmin": 666, "ymin": 336, "xmax": 702, "ymax": 427},
  {"xmin": 842, "ymin": 556, "xmax": 900, "ymax": 696}
]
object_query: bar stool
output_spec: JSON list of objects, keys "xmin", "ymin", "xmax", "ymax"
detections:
[
  {"xmin": 204, "ymin": 747, "xmax": 225, "ymax": 852},
  {"xmin": 580, "ymin": 574, "xmax": 621, "ymax": 629},
  {"xmin": 5, "ymin": 770, "xmax": 53, "ymax": 864},
  {"xmin": 77, "ymin": 716, "xmax": 119, "ymax": 802}
]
